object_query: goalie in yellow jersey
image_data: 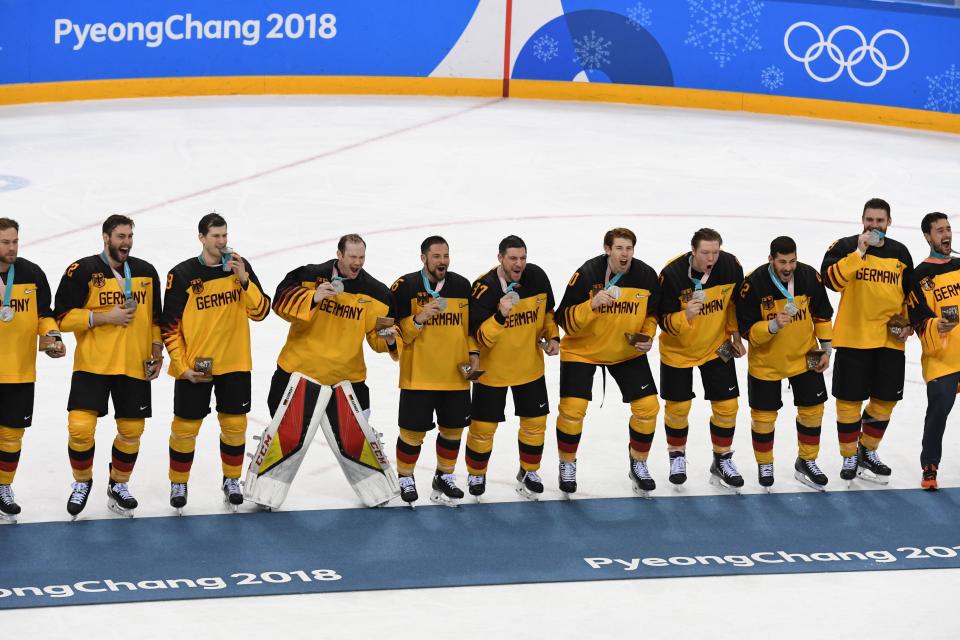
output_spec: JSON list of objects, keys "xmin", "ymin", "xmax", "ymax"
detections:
[{"xmin": 161, "ymin": 213, "xmax": 270, "ymax": 513}]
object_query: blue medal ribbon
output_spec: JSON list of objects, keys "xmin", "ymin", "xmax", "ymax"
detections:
[
  {"xmin": 930, "ymin": 249, "xmax": 951, "ymax": 260},
  {"xmin": 421, "ymin": 269, "xmax": 442, "ymax": 299},
  {"xmin": 197, "ymin": 251, "xmax": 230, "ymax": 269},
  {"xmin": 607, "ymin": 271, "xmax": 624, "ymax": 290},
  {"xmin": 1, "ymin": 261, "xmax": 14, "ymax": 309},
  {"xmin": 101, "ymin": 250, "xmax": 133, "ymax": 301},
  {"xmin": 767, "ymin": 264, "xmax": 795, "ymax": 305}
]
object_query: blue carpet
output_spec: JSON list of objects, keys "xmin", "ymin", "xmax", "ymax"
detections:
[{"xmin": 3, "ymin": 488, "xmax": 960, "ymax": 609}]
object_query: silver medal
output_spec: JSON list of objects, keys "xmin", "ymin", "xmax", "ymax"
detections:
[
  {"xmin": 867, "ymin": 229, "xmax": 884, "ymax": 247},
  {"xmin": 692, "ymin": 290, "xmax": 706, "ymax": 303},
  {"xmin": 607, "ymin": 285, "xmax": 621, "ymax": 300},
  {"xmin": 784, "ymin": 302, "xmax": 799, "ymax": 317},
  {"xmin": 330, "ymin": 279, "xmax": 345, "ymax": 295},
  {"xmin": 0, "ymin": 306, "xmax": 13, "ymax": 322},
  {"xmin": 123, "ymin": 297, "xmax": 138, "ymax": 311},
  {"xmin": 507, "ymin": 291, "xmax": 520, "ymax": 305},
  {"xmin": 436, "ymin": 297, "xmax": 448, "ymax": 311},
  {"xmin": 221, "ymin": 246, "xmax": 234, "ymax": 272}
]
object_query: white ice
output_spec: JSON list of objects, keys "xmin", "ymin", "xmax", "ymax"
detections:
[{"xmin": 1, "ymin": 94, "xmax": 959, "ymax": 637}]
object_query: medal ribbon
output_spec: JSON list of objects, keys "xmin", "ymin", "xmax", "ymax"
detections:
[
  {"xmin": 606, "ymin": 270, "xmax": 624, "ymax": 290},
  {"xmin": 197, "ymin": 250, "xmax": 230, "ymax": 269},
  {"xmin": 0, "ymin": 262, "xmax": 14, "ymax": 309},
  {"xmin": 767, "ymin": 264, "xmax": 795, "ymax": 305},
  {"xmin": 930, "ymin": 249, "xmax": 951, "ymax": 260},
  {"xmin": 688, "ymin": 255, "xmax": 709, "ymax": 291},
  {"xmin": 101, "ymin": 251, "xmax": 133, "ymax": 301},
  {"xmin": 421, "ymin": 269, "xmax": 445, "ymax": 299}
]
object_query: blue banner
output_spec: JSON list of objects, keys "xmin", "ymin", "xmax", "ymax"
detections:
[{"xmin": 512, "ymin": 0, "xmax": 960, "ymax": 113}]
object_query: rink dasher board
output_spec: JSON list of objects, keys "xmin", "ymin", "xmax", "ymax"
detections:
[{"xmin": 3, "ymin": 488, "xmax": 960, "ymax": 609}]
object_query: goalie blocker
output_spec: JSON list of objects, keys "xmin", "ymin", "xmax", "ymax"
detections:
[{"xmin": 244, "ymin": 373, "xmax": 400, "ymax": 508}]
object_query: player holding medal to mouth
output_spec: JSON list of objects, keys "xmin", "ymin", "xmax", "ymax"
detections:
[
  {"xmin": 657, "ymin": 228, "xmax": 746, "ymax": 493},
  {"xmin": 390, "ymin": 236, "xmax": 474, "ymax": 506},
  {"xmin": 161, "ymin": 213, "xmax": 270, "ymax": 513},
  {"xmin": 0, "ymin": 218, "xmax": 66, "ymax": 522},
  {"xmin": 555, "ymin": 228, "xmax": 663, "ymax": 497},
  {"xmin": 54, "ymin": 215, "xmax": 163, "ymax": 518}
]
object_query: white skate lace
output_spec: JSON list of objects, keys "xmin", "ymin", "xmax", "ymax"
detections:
[
  {"xmin": 467, "ymin": 474, "xmax": 484, "ymax": 487},
  {"xmin": 802, "ymin": 460, "xmax": 824, "ymax": 476},
  {"xmin": 759, "ymin": 463, "xmax": 774, "ymax": 478},
  {"xmin": 399, "ymin": 476, "xmax": 416, "ymax": 491},
  {"xmin": 69, "ymin": 481, "xmax": 90, "ymax": 504},
  {"xmin": 111, "ymin": 483, "xmax": 135, "ymax": 500},
  {"xmin": 170, "ymin": 483, "xmax": 187, "ymax": 498},
  {"xmin": 632, "ymin": 460, "xmax": 652, "ymax": 480},
  {"xmin": 523, "ymin": 470, "xmax": 542, "ymax": 484},
  {"xmin": 670, "ymin": 455, "xmax": 686, "ymax": 475},
  {"xmin": 560, "ymin": 461, "xmax": 577, "ymax": 481},
  {"xmin": 222, "ymin": 478, "xmax": 241, "ymax": 496},
  {"xmin": 863, "ymin": 449, "xmax": 884, "ymax": 465},
  {"xmin": 438, "ymin": 473, "xmax": 458, "ymax": 489},
  {"xmin": 0, "ymin": 484, "xmax": 14, "ymax": 505},
  {"xmin": 720, "ymin": 457, "xmax": 740, "ymax": 478},
  {"xmin": 841, "ymin": 456, "xmax": 858, "ymax": 471}
]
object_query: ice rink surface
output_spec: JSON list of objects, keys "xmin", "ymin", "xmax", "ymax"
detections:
[{"xmin": 1, "ymin": 93, "xmax": 959, "ymax": 636}]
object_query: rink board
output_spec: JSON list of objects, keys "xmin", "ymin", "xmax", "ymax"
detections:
[{"xmin": 3, "ymin": 487, "xmax": 960, "ymax": 609}]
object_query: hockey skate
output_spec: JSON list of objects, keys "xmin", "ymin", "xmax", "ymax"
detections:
[
  {"xmin": 558, "ymin": 460, "xmax": 577, "ymax": 497},
  {"xmin": 170, "ymin": 482, "xmax": 188, "ymax": 515},
  {"xmin": 67, "ymin": 480, "xmax": 92, "ymax": 520},
  {"xmin": 515, "ymin": 468, "xmax": 544, "ymax": 501},
  {"xmin": 839, "ymin": 455, "xmax": 858, "ymax": 488},
  {"xmin": 709, "ymin": 451, "xmax": 744, "ymax": 495},
  {"xmin": 668, "ymin": 451, "xmax": 687, "ymax": 490},
  {"xmin": 794, "ymin": 458, "xmax": 828, "ymax": 492},
  {"xmin": 758, "ymin": 463, "xmax": 774, "ymax": 492},
  {"xmin": 107, "ymin": 480, "xmax": 138, "ymax": 517},
  {"xmin": 222, "ymin": 477, "xmax": 243, "ymax": 512},
  {"xmin": 628, "ymin": 458, "xmax": 656, "ymax": 499},
  {"xmin": 0, "ymin": 484, "xmax": 20, "ymax": 524},
  {"xmin": 922, "ymin": 464, "xmax": 938, "ymax": 491},
  {"xmin": 399, "ymin": 476, "xmax": 418, "ymax": 508},
  {"xmin": 856, "ymin": 444, "xmax": 891, "ymax": 485},
  {"xmin": 467, "ymin": 474, "xmax": 485, "ymax": 502},
  {"xmin": 430, "ymin": 471, "xmax": 464, "ymax": 507}
]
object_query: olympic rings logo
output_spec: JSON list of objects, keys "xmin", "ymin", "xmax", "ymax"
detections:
[{"xmin": 784, "ymin": 22, "xmax": 909, "ymax": 87}]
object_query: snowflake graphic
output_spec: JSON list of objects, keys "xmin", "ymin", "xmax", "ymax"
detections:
[
  {"xmin": 925, "ymin": 64, "xmax": 960, "ymax": 114},
  {"xmin": 760, "ymin": 65, "xmax": 784, "ymax": 91},
  {"xmin": 532, "ymin": 34, "xmax": 559, "ymax": 63},
  {"xmin": 573, "ymin": 30, "xmax": 612, "ymax": 71},
  {"xmin": 685, "ymin": 0, "xmax": 764, "ymax": 68},
  {"xmin": 626, "ymin": 2, "xmax": 653, "ymax": 30}
]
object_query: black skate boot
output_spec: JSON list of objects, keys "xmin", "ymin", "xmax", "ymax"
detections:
[
  {"xmin": 67, "ymin": 480, "xmax": 92, "ymax": 519},
  {"xmin": 794, "ymin": 457, "xmax": 828, "ymax": 491},
  {"xmin": 170, "ymin": 482, "xmax": 188, "ymax": 515},
  {"xmin": 107, "ymin": 479, "xmax": 138, "ymax": 517},
  {"xmin": 222, "ymin": 477, "xmax": 243, "ymax": 512},
  {"xmin": 629, "ymin": 458, "xmax": 656, "ymax": 498},
  {"xmin": 758, "ymin": 463, "xmax": 774, "ymax": 491},
  {"xmin": 467, "ymin": 474, "xmax": 486, "ymax": 501},
  {"xmin": 922, "ymin": 464, "xmax": 938, "ymax": 491},
  {"xmin": 839, "ymin": 454, "xmax": 858, "ymax": 486},
  {"xmin": 430, "ymin": 471, "xmax": 464, "ymax": 507},
  {"xmin": 399, "ymin": 475, "xmax": 418, "ymax": 507},
  {"xmin": 856, "ymin": 444, "xmax": 891, "ymax": 485},
  {"xmin": 558, "ymin": 460, "xmax": 577, "ymax": 496},
  {"xmin": 0, "ymin": 484, "xmax": 21, "ymax": 523},
  {"xmin": 516, "ymin": 468, "xmax": 544, "ymax": 501},
  {"xmin": 668, "ymin": 451, "xmax": 687, "ymax": 488},
  {"xmin": 709, "ymin": 451, "xmax": 744, "ymax": 493}
]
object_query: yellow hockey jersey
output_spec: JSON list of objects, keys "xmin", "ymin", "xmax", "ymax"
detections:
[
  {"xmin": 915, "ymin": 258, "xmax": 959, "ymax": 382},
  {"xmin": 54, "ymin": 254, "xmax": 162, "ymax": 378},
  {"xmin": 658, "ymin": 251, "xmax": 742, "ymax": 368},
  {"xmin": 392, "ymin": 270, "xmax": 472, "ymax": 391},
  {"xmin": 470, "ymin": 264, "xmax": 558, "ymax": 387},
  {"xmin": 736, "ymin": 262, "xmax": 834, "ymax": 380},
  {"xmin": 161, "ymin": 256, "xmax": 270, "ymax": 378},
  {"xmin": 272, "ymin": 259, "xmax": 397, "ymax": 385},
  {"xmin": 0, "ymin": 258, "xmax": 59, "ymax": 384},
  {"xmin": 557, "ymin": 255, "xmax": 660, "ymax": 366},
  {"xmin": 821, "ymin": 235, "xmax": 924, "ymax": 351}
]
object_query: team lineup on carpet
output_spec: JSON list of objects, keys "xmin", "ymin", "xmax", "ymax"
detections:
[{"xmin": 0, "ymin": 198, "xmax": 958, "ymax": 522}]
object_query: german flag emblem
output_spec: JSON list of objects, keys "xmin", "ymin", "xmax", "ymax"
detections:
[{"xmin": 92, "ymin": 272, "xmax": 106, "ymax": 288}]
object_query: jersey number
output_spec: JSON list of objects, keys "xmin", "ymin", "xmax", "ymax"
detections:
[{"xmin": 472, "ymin": 282, "xmax": 488, "ymax": 300}]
